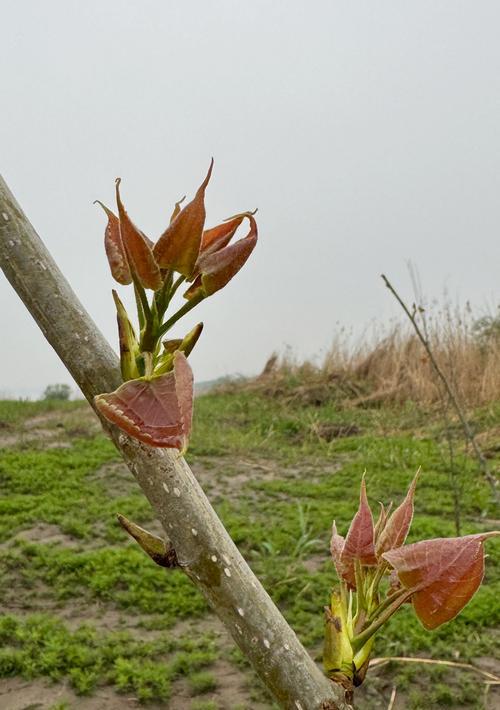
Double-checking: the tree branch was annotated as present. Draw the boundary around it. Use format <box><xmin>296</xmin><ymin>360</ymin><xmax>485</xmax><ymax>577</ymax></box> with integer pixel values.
<box><xmin>0</xmin><ymin>175</ymin><xmax>350</xmax><ymax>710</ymax></box>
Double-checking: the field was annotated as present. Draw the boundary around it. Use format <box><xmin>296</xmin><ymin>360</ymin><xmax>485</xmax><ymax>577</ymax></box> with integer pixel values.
<box><xmin>0</xmin><ymin>388</ymin><xmax>499</xmax><ymax>710</ymax></box>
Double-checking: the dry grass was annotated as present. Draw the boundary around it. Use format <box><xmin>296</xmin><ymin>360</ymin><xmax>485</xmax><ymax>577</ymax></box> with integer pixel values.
<box><xmin>228</xmin><ymin>304</ymin><xmax>500</xmax><ymax>409</ymax></box>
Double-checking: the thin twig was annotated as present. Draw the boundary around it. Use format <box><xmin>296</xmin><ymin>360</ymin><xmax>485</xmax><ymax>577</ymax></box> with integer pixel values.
<box><xmin>381</xmin><ymin>274</ymin><xmax>498</xmax><ymax>500</ymax></box>
<box><xmin>387</xmin><ymin>686</ymin><xmax>397</xmax><ymax>710</ymax></box>
<box><xmin>369</xmin><ymin>655</ymin><xmax>500</xmax><ymax>683</ymax></box>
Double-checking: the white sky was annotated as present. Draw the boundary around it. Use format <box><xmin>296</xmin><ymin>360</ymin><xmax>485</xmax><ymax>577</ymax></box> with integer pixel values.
<box><xmin>1</xmin><ymin>1</ymin><xmax>499</xmax><ymax>398</ymax></box>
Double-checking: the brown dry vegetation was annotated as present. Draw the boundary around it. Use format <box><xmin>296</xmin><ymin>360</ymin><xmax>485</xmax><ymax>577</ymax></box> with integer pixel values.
<box><xmin>233</xmin><ymin>305</ymin><xmax>500</xmax><ymax>410</ymax></box>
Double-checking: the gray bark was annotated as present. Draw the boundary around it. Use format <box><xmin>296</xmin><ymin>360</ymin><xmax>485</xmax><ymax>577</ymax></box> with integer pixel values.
<box><xmin>0</xmin><ymin>175</ymin><xmax>351</xmax><ymax>710</ymax></box>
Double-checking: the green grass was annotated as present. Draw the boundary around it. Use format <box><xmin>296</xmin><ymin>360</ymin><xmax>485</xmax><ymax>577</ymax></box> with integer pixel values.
<box><xmin>0</xmin><ymin>398</ymin><xmax>85</xmax><ymax>426</ymax></box>
<box><xmin>0</xmin><ymin>437</ymin><xmax>161</xmax><ymax>546</ymax></box>
<box><xmin>0</xmin><ymin>393</ymin><xmax>498</xmax><ymax>707</ymax></box>
<box><xmin>0</xmin><ymin>614</ymin><xmax>216</xmax><ymax>701</ymax></box>
<box><xmin>190</xmin><ymin>701</ymin><xmax>220</xmax><ymax>710</ymax></box>
<box><xmin>1</xmin><ymin>542</ymin><xmax>208</xmax><ymax>619</ymax></box>
<box><xmin>188</xmin><ymin>670</ymin><xmax>217</xmax><ymax>695</ymax></box>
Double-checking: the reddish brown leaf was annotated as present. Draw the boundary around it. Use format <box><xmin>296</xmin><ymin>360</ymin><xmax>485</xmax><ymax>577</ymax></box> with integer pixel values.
<box><xmin>95</xmin><ymin>201</ymin><xmax>132</xmax><ymax>285</ymax></box>
<box><xmin>154</xmin><ymin>160</ymin><xmax>213</xmax><ymax>277</ymax></box>
<box><xmin>184</xmin><ymin>214</ymin><xmax>257</xmax><ymax>299</ymax></box>
<box><xmin>330</xmin><ymin>521</ymin><xmax>345</xmax><ymax>567</ymax></box>
<box><xmin>388</xmin><ymin>568</ymin><xmax>403</xmax><ymax>595</ymax></box>
<box><xmin>139</xmin><ymin>229</ymin><xmax>155</xmax><ymax>251</ymax></box>
<box><xmin>95</xmin><ymin>352</ymin><xmax>193</xmax><ymax>449</ymax></box>
<box><xmin>373</xmin><ymin>501</ymin><xmax>391</xmax><ymax>542</ymax></box>
<box><xmin>115</xmin><ymin>179</ymin><xmax>162</xmax><ymax>291</ymax></box>
<box><xmin>376</xmin><ymin>472</ymin><xmax>419</xmax><ymax>557</ymax></box>
<box><xmin>170</xmin><ymin>196</ymin><xmax>186</xmax><ymax>224</ymax></box>
<box><xmin>199</xmin><ymin>213</ymin><xmax>247</xmax><ymax>258</ymax></box>
<box><xmin>383</xmin><ymin>532</ymin><xmax>500</xmax><ymax>629</ymax></box>
<box><xmin>341</xmin><ymin>478</ymin><xmax>377</xmax><ymax>568</ymax></box>
<box><xmin>330</xmin><ymin>521</ymin><xmax>356</xmax><ymax>588</ymax></box>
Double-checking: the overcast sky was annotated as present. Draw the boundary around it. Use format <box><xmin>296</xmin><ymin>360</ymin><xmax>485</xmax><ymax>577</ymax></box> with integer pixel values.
<box><xmin>1</xmin><ymin>1</ymin><xmax>499</xmax><ymax>398</ymax></box>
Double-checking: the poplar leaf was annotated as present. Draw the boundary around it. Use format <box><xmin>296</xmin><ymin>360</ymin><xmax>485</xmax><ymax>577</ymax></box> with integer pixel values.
<box><xmin>184</xmin><ymin>213</ymin><xmax>257</xmax><ymax>299</ymax></box>
<box><xmin>330</xmin><ymin>520</ymin><xmax>345</xmax><ymax>567</ymax></box>
<box><xmin>115</xmin><ymin>179</ymin><xmax>162</xmax><ymax>291</ymax></box>
<box><xmin>170</xmin><ymin>196</ymin><xmax>186</xmax><ymax>224</ymax></box>
<box><xmin>376</xmin><ymin>472</ymin><xmax>419</xmax><ymax>557</ymax></box>
<box><xmin>199</xmin><ymin>213</ymin><xmax>247</xmax><ymax>258</ymax></box>
<box><xmin>95</xmin><ymin>201</ymin><xmax>132</xmax><ymax>285</ymax></box>
<box><xmin>341</xmin><ymin>478</ymin><xmax>377</xmax><ymax>568</ymax></box>
<box><xmin>330</xmin><ymin>521</ymin><xmax>356</xmax><ymax>588</ymax></box>
<box><xmin>373</xmin><ymin>502</ymin><xmax>391</xmax><ymax>542</ymax></box>
<box><xmin>383</xmin><ymin>532</ymin><xmax>500</xmax><ymax>629</ymax></box>
<box><xmin>95</xmin><ymin>352</ymin><xmax>193</xmax><ymax>449</ymax></box>
<box><xmin>154</xmin><ymin>160</ymin><xmax>213</xmax><ymax>277</ymax></box>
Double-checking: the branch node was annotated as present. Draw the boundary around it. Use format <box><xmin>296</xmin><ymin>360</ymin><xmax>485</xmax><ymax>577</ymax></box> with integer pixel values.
<box><xmin>117</xmin><ymin>513</ymin><xmax>178</xmax><ymax>568</ymax></box>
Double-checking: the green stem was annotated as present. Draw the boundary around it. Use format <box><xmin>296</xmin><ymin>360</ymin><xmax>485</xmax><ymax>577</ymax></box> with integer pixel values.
<box><xmin>158</xmin><ymin>292</ymin><xmax>204</xmax><ymax>337</ymax></box>
<box><xmin>367</xmin><ymin>562</ymin><xmax>387</xmax><ymax>606</ymax></box>
<box><xmin>352</xmin><ymin>560</ymin><xmax>365</xmax><ymax>628</ymax></box>
<box><xmin>140</xmin><ymin>312</ymin><xmax>157</xmax><ymax>353</ymax></box>
<box><xmin>159</xmin><ymin>273</ymin><xmax>186</xmax><ymax>318</ymax></box>
<box><xmin>351</xmin><ymin>589</ymin><xmax>413</xmax><ymax>652</ymax></box>
<box><xmin>366</xmin><ymin>586</ymin><xmax>405</xmax><ymax>626</ymax></box>
<box><xmin>339</xmin><ymin>582</ymin><xmax>353</xmax><ymax>637</ymax></box>
<box><xmin>155</xmin><ymin>269</ymin><xmax>173</xmax><ymax>318</ymax></box>
<box><xmin>167</xmin><ymin>274</ymin><xmax>186</xmax><ymax>303</ymax></box>
<box><xmin>143</xmin><ymin>352</ymin><xmax>154</xmax><ymax>378</ymax></box>
<box><xmin>134</xmin><ymin>279</ymin><xmax>151</xmax><ymax>324</ymax></box>
<box><xmin>133</xmin><ymin>279</ymin><xmax>160</xmax><ymax>354</ymax></box>
<box><xmin>134</xmin><ymin>283</ymin><xmax>146</xmax><ymax>331</ymax></box>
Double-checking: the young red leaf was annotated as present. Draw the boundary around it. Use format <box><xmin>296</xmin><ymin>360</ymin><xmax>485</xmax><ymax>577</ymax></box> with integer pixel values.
<box><xmin>95</xmin><ymin>201</ymin><xmax>132</xmax><ymax>285</ymax></box>
<box><xmin>383</xmin><ymin>532</ymin><xmax>500</xmax><ymax>629</ymax></box>
<box><xmin>373</xmin><ymin>501</ymin><xmax>391</xmax><ymax>542</ymax></box>
<box><xmin>330</xmin><ymin>521</ymin><xmax>356</xmax><ymax>588</ymax></box>
<box><xmin>115</xmin><ymin>179</ymin><xmax>162</xmax><ymax>291</ymax></box>
<box><xmin>330</xmin><ymin>521</ymin><xmax>345</xmax><ymax>566</ymax></box>
<box><xmin>95</xmin><ymin>351</ymin><xmax>193</xmax><ymax>449</ymax></box>
<box><xmin>199</xmin><ymin>213</ymin><xmax>247</xmax><ymax>258</ymax></box>
<box><xmin>154</xmin><ymin>160</ymin><xmax>213</xmax><ymax>277</ymax></box>
<box><xmin>376</xmin><ymin>472</ymin><xmax>419</xmax><ymax>557</ymax></box>
<box><xmin>170</xmin><ymin>196</ymin><xmax>186</xmax><ymax>225</ymax></box>
<box><xmin>184</xmin><ymin>213</ymin><xmax>257</xmax><ymax>299</ymax></box>
<box><xmin>340</xmin><ymin>478</ymin><xmax>377</xmax><ymax>569</ymax></box>
<box><xmin>388</xmin><ymin>568</ymin><xmax>404</xmax><ymax>595</ymax></box>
